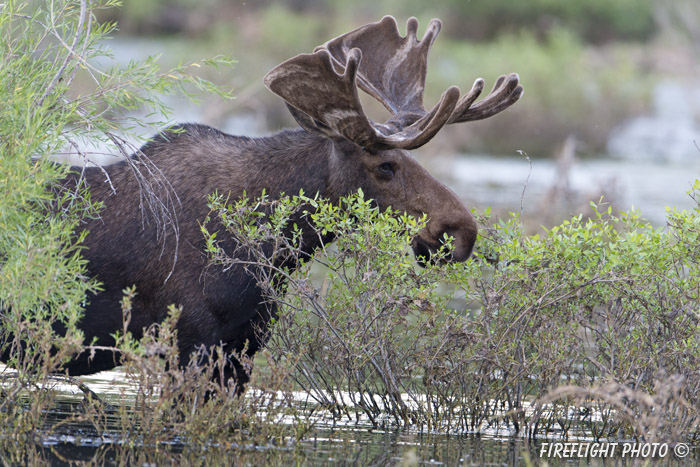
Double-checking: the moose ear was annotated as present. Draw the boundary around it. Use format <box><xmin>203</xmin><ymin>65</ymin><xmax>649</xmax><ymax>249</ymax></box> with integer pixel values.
<box><xmin>284</xmin><ymin>103</ymin><xmax>338</xmax><ymax>139</ymax></box>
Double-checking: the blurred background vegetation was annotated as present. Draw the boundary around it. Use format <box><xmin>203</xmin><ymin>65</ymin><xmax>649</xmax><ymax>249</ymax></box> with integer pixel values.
<box><xmin>90</xmin><ymin>0</ymin><xmax>700</xmax><ymax>159</ymax></box>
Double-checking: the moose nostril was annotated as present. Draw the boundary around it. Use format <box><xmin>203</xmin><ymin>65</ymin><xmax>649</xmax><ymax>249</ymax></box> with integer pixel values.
<box><xmin>439</xmin><ymin>222</ymin><xmax>477</xmax><ymax>262</ymax></box>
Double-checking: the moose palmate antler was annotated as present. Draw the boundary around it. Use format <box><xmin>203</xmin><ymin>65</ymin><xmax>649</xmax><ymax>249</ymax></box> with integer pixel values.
<box><xmin>263</xmin><ymin>15</ymin><xmax>523</xmax><ymax>152</ymax></box>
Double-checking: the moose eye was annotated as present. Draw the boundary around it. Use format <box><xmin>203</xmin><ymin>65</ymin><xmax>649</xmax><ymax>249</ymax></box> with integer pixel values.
<box><xmin>377</xmin><ymin>162</ymin><xmax>395</xmax><ymax>179</ymax></box>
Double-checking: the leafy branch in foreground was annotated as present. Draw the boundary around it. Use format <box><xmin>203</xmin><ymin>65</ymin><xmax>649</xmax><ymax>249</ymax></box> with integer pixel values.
<box><xmin>0</xmin><ymin>0</ymin><xmax>234</xmax><ymax>442</ymax></box>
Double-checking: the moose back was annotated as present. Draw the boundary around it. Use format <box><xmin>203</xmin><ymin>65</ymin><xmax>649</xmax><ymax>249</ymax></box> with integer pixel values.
<box><xmin>2</xmin><ymin>16</ymin><xmax>522</xmax><ymax>393</ymax></box>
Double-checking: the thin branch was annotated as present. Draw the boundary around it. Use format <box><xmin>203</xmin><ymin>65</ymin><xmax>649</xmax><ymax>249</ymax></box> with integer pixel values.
<box><xmin>37</xmin><ymin>0</ymin><xmax>88</xmax><ymax>107</ymax></box>
<box><xmin>516</xmin><ymin>149</ymin><xmax>532</xmax><ymax>223</ymax></box>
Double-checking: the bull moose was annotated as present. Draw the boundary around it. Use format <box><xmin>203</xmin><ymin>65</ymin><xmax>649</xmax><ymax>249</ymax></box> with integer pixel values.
<box><xmin>2</xmin><ymin>16</ymin><xmax>522</xmax><ymax>393</ymax></box>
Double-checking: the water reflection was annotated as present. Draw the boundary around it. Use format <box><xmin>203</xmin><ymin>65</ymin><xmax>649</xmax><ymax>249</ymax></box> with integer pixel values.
<box><xmin>25</xmin><ymin>408</ymin><xmax>537</xmax><ymax>466</ymax></box>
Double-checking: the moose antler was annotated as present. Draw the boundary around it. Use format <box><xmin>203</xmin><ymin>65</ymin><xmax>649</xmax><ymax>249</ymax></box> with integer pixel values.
<box><xmin>264</xmin><ymin>16</ymin><xmax>523</xmax><ymax>152</ymax></box>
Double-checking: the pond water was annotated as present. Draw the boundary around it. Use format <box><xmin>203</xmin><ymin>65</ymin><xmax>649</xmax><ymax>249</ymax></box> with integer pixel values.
<box><xmin>1</xmin><ymin>365</ymin><xmax>533</xmax><ymax>464</ymax></box>
<box><xmin>36</xmin><ymin>407</ymin><xmax>537</xmax><ymax>466</ymax></box>
<box><xmin>3</xmin><ymin>364</ymin><xmax>698</xmax><ymax>465</ymax></box>
<box><xmin>427</xmin><ymin>153</ymin><xmax>700</xmax><ymax>227</ymax></box>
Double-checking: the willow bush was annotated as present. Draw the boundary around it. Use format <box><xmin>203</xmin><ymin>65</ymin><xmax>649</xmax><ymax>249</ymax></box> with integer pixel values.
<box><xmin>206</xmin><ymin>189</ymin><xmax>700</xmax><ymax>442</ymax></box>
<box><xmin>0</xmin><ymin>0</ymin><xmax>232</xmax><ymax>452</ymax></box>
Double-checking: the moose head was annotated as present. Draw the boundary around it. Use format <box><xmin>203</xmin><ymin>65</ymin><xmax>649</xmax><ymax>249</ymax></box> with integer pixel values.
<box><xmin>264</xmin><ymin>15</ymin><xmax>522</xmax><ymax>263</ymax></box>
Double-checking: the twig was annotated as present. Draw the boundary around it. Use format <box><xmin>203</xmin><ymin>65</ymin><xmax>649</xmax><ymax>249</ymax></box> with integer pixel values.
<box><xmin>516</xmin><ymin>149</ymin><xmax>532</xmax><ymax>222</ymax></box>
<box><xmin>37</xmin><ymin>0</ymin><xmax>88</xmax><ymax>107</ymax></box>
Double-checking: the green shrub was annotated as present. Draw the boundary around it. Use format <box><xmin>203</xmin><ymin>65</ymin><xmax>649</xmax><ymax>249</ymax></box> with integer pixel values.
<box><xmin>438</xmin><ymin>0</ymin><xmax>656</xmax><ymax>43</ymax></box>
<box><xmin>0</xmin><ymin>0</ymin><xmax>232</xmax><ymax>446</ymax></box>
<box><xmin>206</xmin><ymin>189</ymin><xmax>700</xmax><ymax>441</ymax></box>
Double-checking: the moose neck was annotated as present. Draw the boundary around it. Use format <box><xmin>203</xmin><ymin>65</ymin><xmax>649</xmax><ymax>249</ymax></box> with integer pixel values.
<box><xmin>234</xmin><ymin>128</ymin><xmax>336</xmax><ymax>201</ymax></box>
<box><xmin>233</xmin><ymin>127</ymin><xmax>348</xmax><ymax>259</ymax></box>
<box><xmin>140</xmin><ymin>124</ymin><xmax>354</xmax><ymax>206</ymax></box>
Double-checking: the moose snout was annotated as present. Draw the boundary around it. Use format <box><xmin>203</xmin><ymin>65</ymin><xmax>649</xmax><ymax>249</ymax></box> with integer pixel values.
<box><xmin>441</xmin><ymin>221</ymin><xmax>477</xmax><ymax>262</ymax></box>
<box><xmin>412</xmin><ymin>213</ymin><xmax>478</xmax><ymax>265</ymax></box>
